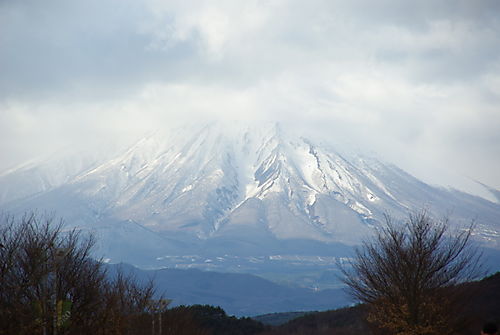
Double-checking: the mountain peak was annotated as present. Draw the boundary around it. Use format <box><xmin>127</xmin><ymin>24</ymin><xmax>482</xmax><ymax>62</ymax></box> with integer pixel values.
<box><xmin>1</xmin><ymin>123</ymin><xmax>500</xmax><ymax>251</ymax></box>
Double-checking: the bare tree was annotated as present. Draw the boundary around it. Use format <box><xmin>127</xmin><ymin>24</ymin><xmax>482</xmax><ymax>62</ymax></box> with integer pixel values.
<box><xmin>0</xmin><ymin>212</ymin><xmax>157</xmax><ymax>335</ymax></box>
<box><xmin>340</xmin><ymin>211</ymin><xmax>483</xmax><ymax>335</ymax></box>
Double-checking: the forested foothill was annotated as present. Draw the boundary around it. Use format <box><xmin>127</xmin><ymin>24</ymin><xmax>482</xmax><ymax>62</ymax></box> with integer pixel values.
<box><xmin>261</xmin><ymin>271</ymin><xmax>500</xmax><ymax>335</ymax></box>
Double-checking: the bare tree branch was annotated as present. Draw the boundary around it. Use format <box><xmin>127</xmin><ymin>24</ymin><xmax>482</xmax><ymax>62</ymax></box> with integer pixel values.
<box><xmin>339</xmin><ymin>211</ymin><xmax>484</xmax><ymax>335</ymax></box>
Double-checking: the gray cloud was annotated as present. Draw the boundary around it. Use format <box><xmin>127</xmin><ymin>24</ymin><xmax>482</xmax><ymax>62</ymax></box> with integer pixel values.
<box><xmin>0</xmin><ymin>0</ymin><xmax>202</xmax><ymax>102</ymax></box>
<box><xmin>0</xmin><ymin>0</ymin><xmax>499</xmax><ymax>191</ymax></box>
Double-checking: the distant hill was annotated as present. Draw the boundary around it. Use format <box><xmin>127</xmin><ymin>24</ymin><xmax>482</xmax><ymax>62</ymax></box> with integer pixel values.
<box><xmin>105</xmin><ymin>263</ymin><xmax>350</xmax><ymax>316</ymax></box>
<box><xmin>253</xmin><ymin>312</ymin><xmax>312</xmax><ymax>326</ymax></box>
<box><xmin>259</xmin><ymin>272</ymin><xmax>500</xmax><ymax>335</ymax></box>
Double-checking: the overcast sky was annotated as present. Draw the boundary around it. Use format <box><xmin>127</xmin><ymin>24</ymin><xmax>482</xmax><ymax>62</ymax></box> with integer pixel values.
<box><xmin>1</xmin><ymin>0</ymin><xmax>499</xmax><ymax>192</ymax></box>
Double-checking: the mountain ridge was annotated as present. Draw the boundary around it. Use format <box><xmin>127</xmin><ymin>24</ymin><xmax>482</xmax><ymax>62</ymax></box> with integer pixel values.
<box><xmin>1</xmin><ymin>122</ymin><xmax>499</xmax><ymax>273</ymax></box>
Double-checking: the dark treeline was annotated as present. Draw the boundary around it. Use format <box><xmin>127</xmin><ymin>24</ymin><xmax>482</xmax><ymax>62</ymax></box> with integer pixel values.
<box><xmin>157</xmin><ymin>305</ymin><xmax>267</xmax><ymax>335</ymax></box>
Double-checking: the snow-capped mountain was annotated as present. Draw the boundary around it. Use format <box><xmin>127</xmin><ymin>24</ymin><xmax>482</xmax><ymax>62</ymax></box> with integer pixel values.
<box><xmin>1</xmin><ymin>122</ymin><xmax>500</xmax><ymax>267</ymax></box>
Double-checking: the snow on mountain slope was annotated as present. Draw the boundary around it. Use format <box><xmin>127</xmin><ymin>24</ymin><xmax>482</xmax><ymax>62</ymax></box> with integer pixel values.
<box><xmin>0</xmin><ymin>151</ymin><xmax>102</xmax><ymax>205</ymax></box>
<box><xmin>2</xmin><ymin>122</ymin><xmax>500</xmax><ymax>256</ymax></box>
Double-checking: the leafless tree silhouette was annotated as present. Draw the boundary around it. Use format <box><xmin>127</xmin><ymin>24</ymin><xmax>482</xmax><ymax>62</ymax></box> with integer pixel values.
<box><xmin>340</xmin><ymin>211</ymin><xmax>483</xmax><ymax>335</ymax></box>
<box><xmin>0</xmin><ymin>212</ymin><xmax>156</xmax><ymax>335</ymax></box>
